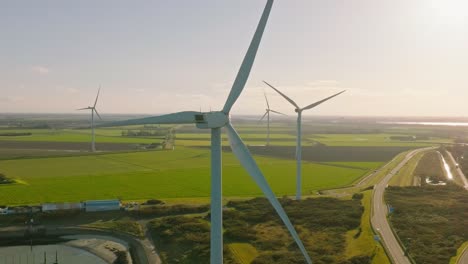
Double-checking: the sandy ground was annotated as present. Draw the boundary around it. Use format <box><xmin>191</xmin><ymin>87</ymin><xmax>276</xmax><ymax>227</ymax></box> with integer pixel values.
<box><xmin>63</xmin><ymin>235</ymin><xmax>132</xmax><ymax>264</ymax></box>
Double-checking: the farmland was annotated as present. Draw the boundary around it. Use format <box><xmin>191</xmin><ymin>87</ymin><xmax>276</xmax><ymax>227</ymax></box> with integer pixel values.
<box><xmin>1</xmin><ymin>114</ymin><xmax>466</xmax><ymax>264</ymax></box>
<box><xmin>0</xmin><ymin>115</ymin><xmax>456</xmax><ymax>206</ymax></box>
<box><xmin>0</xmin><ymin>147</ymin><xmax>380</xmax><ymax>205</ymax></box>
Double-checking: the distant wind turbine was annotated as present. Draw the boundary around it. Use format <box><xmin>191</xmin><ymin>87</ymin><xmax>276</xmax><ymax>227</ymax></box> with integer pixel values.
<box><xmin>264</xmin><ymin>81</ymin><xmax>345</xmax><ymax>200</ymax></box>
<box><xmin>77</xmin><ymin>87</ymin><xmax>102</xmax><ymax>152</ymax></box>
<box><xmin>101</xmin><ymin>1</ymin><xmax>312</xmax><ymax>263</ymax></box>
<box><xmin>259</xmin><ymin>92</ymin><xmax>286</xmax><ymax>146</ymax></box>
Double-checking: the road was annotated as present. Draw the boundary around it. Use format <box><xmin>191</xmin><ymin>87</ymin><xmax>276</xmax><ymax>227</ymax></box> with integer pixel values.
<box><xmin>371</xmin><ymin>147</ymin><xmax>432</xmax><ymax>264</ymax></box>
<box><xmin>445</xmin><ymin>150</ymin><xmax>468</xmax><ymax>189</ymax></box>
<box><xmin>445</xmin><ymin>151</ymin><xmax>468</xmax><ymax>264</ymax></box>
<box><xmin>458</xmin><ymin>245</ymin><xmax>468</xmax><ymax>264</ymax></box>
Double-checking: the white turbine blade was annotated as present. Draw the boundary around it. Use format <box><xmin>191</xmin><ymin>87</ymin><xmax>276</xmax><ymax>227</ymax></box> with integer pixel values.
<box><xmin>301</xmin><ymin>90</ymin><xmax>346</xmax><ymax>111</ymax></box>
<box><xmin>94</xmin><ymin>108</ymin><xmax>102</xmax><ymax>120</ymax></box>
<box><xmin>225</xmin><ymin>123</ymin><xmax>312</xmax><ymax>264</ymax></box>
<box><xmin>263</xmin><ymin>81</ymin><xmax>299</xmax><ymax>109</ymax></box>
<box><xmin>222</xmin><ymin>0</ymin><xmax>274</xmax><ymax>113</ymax></box>
<box><xmin>258</xmin><ymin>111</ymin><xmax>268</xmax><ymax>122</ymax></box>
<box><xmin>269</xmin><ymin>109</ymin><xmax>287</xmax><ymax>116</ymax></box>
<box><xmin>93</xmin><ymin>87</ymin><xmax>101</xmax><ymax>107</ymax></box>
<box><xmin>77</xmin><ymin>107</ymin><xmax>90</xmax><ymax>110</ymax></box>
<box><xmin>99</xmin><ymin>111</ymin><xmax>199</xmax><ymax>127</ymax></box>
<box><xmin>264</xmin><ymin>92</ymin><xmax>270</xmax><ymax>109</ymax></box>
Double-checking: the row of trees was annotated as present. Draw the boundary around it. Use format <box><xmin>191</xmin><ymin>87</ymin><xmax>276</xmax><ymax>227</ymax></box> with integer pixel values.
<box><xmin>121</xmin><ymin>129</ymin><xmax>168</xmax><ymax>137</ymax></box>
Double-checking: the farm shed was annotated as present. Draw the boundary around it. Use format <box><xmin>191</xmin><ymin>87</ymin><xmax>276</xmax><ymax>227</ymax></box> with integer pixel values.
<box><xmin>84</xmin><ymin>199</ymin><xmax>120</xmax><ymax>212</ymax></box>
<box><xmin>42</xmin><ymin>202</ymin><xmax>83</xmax><ymax>212</ymax></box>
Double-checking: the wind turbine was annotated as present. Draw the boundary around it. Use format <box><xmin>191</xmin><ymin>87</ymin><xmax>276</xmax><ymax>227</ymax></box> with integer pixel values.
<box><xmin>264</xmin><ymin>81</ymin><xmax>345</xmax><ymax>200</ymax></box>
<box><xmin>259</xmin><ymin>92</ymin><xmax>286</xmax><ymax>146</ymax></box>
<box><xmin>102</xmin><ymin>1</ymin><xmax>312</xmax><ymax>263</ymax></box>
<box><xmin>78</xmin><ymin>87</ymin><xmax>102</xmax><ymax>152</ymax></box>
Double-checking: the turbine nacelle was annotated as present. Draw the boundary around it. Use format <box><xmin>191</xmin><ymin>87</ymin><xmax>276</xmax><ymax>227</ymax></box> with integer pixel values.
<box><xmin>195</xmin><ymin>111</ymin><xmax>229</xmax><ymax>129</ymax></box>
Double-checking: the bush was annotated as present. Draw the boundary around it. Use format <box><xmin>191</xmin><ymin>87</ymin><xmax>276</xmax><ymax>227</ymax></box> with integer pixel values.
<box><xmin>113</xmin><ymin>251</ymin><xmax>129</xmax><ymax>264</ymax></box>
<box><xmin>145</xmin><ymin>199</ymin><xmax>164</xmax><ymax>205</ymax></box>
<box><xmin>0</xmin><ymin>173</ymin><xmax>13</xmax><ymax>184</ymax></box>
<box><xmin>131</xmin><ymin>204</ymin><xmax>209</xmax><ymax>217</ymax></box>
<box><xmin>352</xmin><ymin>193</ymin><xmax>364</xmax><ymax>200</ymax></box>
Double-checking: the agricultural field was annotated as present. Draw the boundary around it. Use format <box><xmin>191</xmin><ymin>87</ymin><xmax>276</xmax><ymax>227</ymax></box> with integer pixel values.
<box><xmin>0</xmin><ymin>115</ymin><xmax>455</xmax><ymax>206</ymax></box>
<box><xmin>2</xmin><ymin>114</ymin><xmax>465</xmax><ymax>264</ymax></box>
<box><xmin>0</xmin><ymin>146</ymin><xmax>381</xmax><ymax>205</ymax></box>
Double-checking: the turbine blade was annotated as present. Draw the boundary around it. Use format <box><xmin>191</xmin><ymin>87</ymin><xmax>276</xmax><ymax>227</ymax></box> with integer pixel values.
<box><xmin>225</xmin><ymin>123</ymin><xmax>312</xmax><ymax>264</ymax></box>
<box><xmin>269</xmin><ymin>109</ymin><xmax>287</xmax><ymax>116</ymax></box>
<box><xmin>76</xmin><ymin>107</ymin><xmax>89</xmax><ymax>110</ymax></box>
<box><xmin>93</xmin><ymin>86</ymin><xmax>101</xmax><ymax>107</ymax></box>
<box><xmin>264</xmin><ymin>91</ymin><xmax>270</xmax><ymax>109</ymax></box>
<box><xmin>258</xmin><ymin>111</ymin><xmax>268</xmax><ymax>123</ymax></box>
<box><xmin>301</xmin><ymin>90</ymin><xmax>346</xmax><ymax>111</ymax></box>
<box><xmin>98</xmin><ymin>111</ymin><xmax>199</xmax><ymax>127</ymax></box>
<box><xmin>94</xmin><ymin>108</ymin><xmax>102</xmax><ymax>120</ymax></box>
<box><xmin>222</xmin><ymin>0</ymin><xmax>274</xmax><ymax>113</ymax></box>
<box><xmin>263</xmin><ymin>81</ymin><xmax>299</xmax><ymax>109</ymax></box>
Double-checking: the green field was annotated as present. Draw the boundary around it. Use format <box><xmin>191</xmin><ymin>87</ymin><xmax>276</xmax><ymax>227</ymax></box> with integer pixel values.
<box><xmin>0</xmin><ymin>147</ymin><xmax>380</xmax><ymax>205</ymax></box>
<box><xmin>306</xmin><ymin>133</ymin><xmax>451</xmax><ymax>147</ymax></box>
<box><xmin>0</xmin><ymin>125</ymin><xmax>451</xmax><ymax>147</ymax></box>
<box><xmin>0</xmin><ymin>129</ymin><xmax>160</xmax><ymax>144</ymax></box>
<box><xmin>0</xmin><ymin>118</ymin><xmax>452</xmax><ymax>207</ymax></box>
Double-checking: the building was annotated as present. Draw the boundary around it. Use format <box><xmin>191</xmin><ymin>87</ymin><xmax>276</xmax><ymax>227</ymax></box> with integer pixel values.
<box><xmin>84</xmin><ymin>199</ymin><xmax>120</xmax><ymax>212</ymax></box>
<box><xmin>0</xmin><ymin>207</ymin><xmax>8</xmax><ymax>215</ymax></box>
<box><xmin>42</xmin><ymin>202</ymin><xmax>83</xmax><ymax>212</ymax></box>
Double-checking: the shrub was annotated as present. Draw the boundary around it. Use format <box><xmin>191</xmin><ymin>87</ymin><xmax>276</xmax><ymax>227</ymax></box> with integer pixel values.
<box><xmin>145</xmin><ymin>199</ymin><xmax>164</xmax><ymax>205</ymax></box>
<box><xmin>352</xmin><ymin>193</ymin><xmax>364</xmax><ymax>200</ymax></box>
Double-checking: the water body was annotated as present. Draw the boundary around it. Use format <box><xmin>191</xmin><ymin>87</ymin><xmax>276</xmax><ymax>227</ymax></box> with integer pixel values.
<box><xmin>0</xmin><ymin>244</ymin><xmax>106</xmax><ymax>264</ymax></box>
<box><xmin>379</xmin><ymin>121</ymin><xmax>468</xmax><ymax>127</ymax></box>
<box><xmin>439</xmin><ymin>152</ymin><xmax>454</xmax><ymax>180</ymax></box>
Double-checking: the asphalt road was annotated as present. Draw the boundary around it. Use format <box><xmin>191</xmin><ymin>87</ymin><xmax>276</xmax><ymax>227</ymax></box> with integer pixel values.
<box><xmin>458</xmin><ymin>246</ymin><xmax>468</xmax><ymax>264</ymax></box>
<box><xmin>445</xmin><ymin>151</ymin><xmax>468</xmax><ymax>264</ymax></box>
<box><xmin>371</xmin><ymin>147</ymin><xmax>432</xmax><ymax>264</ymax></box>
<box><xmin>445</xmin><ymin>151</ymin><xmax>468</xmax><ymax>189</ymax></box>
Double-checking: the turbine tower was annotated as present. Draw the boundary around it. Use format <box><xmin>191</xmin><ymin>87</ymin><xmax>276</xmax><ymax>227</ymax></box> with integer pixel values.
<box><xmin>78</xmin><ymin>87</ymin><xmax>102</xmax><ymax>152</ymax></box>
<box><xmin>102</xmin><ymin>1</ymin><xmax>312</xmax><ymax>263</ymax></box>
<box><xmin>264</xmin><ymin>81</ymin><xmax>345</xmax><ymax>200</ymax></box>
<box><xmin>259</xmin><ymin>92</ymin><xmax>286</xmax><ymax>146</ymax></box>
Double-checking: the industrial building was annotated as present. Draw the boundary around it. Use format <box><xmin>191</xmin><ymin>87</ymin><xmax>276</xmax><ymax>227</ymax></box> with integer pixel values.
<box><xmin>42</xmin><ymin>202</ymin><xmax>83</xmax><ymax>212</ymax></box>
<box><xmin>83</xmin><ymin>199</ymin><xmax>121</xmax><ymax>212</ymax></box>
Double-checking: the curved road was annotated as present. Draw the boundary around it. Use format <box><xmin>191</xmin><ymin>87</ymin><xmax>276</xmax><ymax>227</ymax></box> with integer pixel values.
<box><xmin>458</xmin><ymin>246</ymin><xmax>468</xmax><ymax>264</ymax></box>
<box><xmin>445</xmin><ymin>151</ymin><xmax>468</xmax><ymax>264</ymax></box>
<box><xmin>445</xmin><ymin>150</ymin><xmax>468</xmax><ymax>189</ymax></box>
<box><xmin>371</xmin><ymin>147</ymin><xmax>432</xmax><ymax>264</ymax></box>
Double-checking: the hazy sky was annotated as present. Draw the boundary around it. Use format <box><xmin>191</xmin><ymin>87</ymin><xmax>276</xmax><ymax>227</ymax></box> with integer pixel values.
<box><xmin>1</xmin><ymin>0</ymin><xmax>468</xmax><ymax>116</ymax></box>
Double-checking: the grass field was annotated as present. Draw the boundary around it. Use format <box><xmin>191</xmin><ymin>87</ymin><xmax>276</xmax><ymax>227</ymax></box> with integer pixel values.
<box><xmin>307</xmin><ymin>133</ymin><xmax>451</xmax><ymax>147</ymax></box>
<box><xmin>0</xmin><ymin>126</ymin><xmax>450</xmax><ymax>148</ymax></box>
<box><xmin>450</xmin><ymin>242</ymin><xmax>468</xmax><ymax>264</ymax></box>
<box><xmin>389</xmin><ymin>151</ymin><xmax>426</xmax><ymax>186</ymax></box>
<box><xmin>344</xmin><ymin>190</ymin><xmax>390</xmax><ymax>264</ymax></box>
<box><xmin>0</xmin><ymin>129</ymin><xmax>160</xmax><ymax>144</ymax></box>
<box><xmin>0</xmin><ymin>123</ymin><xmax>439</xmax><ymax>206</ymax></box>
<box><xmin>0</xmin><ymin>147</ymin><xmax>381</xmax><ymax>205</ymax></box>
<box><xmin>228</xmin><ymin>243</ymin><xmax>259</xmax><ymax>264</ymax></box>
